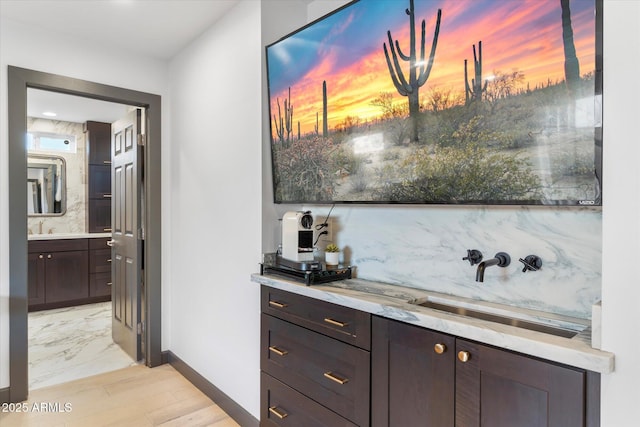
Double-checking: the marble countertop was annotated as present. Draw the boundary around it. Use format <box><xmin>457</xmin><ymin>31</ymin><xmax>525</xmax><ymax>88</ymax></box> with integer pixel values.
<box><xmin>28</xmin><ymin>232</ymin><xmax>111</xmax><ymax>240</ymax></box>
<box><xmin>252</xmin><ymin>273</ymin><xmax>614</xmax><ymax>374</ymax></box>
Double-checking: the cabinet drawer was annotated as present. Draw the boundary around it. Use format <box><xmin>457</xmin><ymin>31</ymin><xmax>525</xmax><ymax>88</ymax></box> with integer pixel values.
<box><xmin>90</xmin><ymin>248</ymin><xmax>112</xmax><ymax>273</ymax></box>
<box><xmin>262</xmin><ymin>314</ymin><xmax>370</xmax><ymax>426</ymax></box>
<box><xmin>89</xmin><ymin>237</ymin><xmax>112</xmax><ymax>250</ymax></box>
<box><xmin>90</xmin><ymin>272</ymin><xmax>112</xmax><ymax>297</ymax></box>
<box><xmin>29</xmin><ymin>238</ymin><xmax>88</xmax><ymax>253</ymax></box>
<box><xmin>261</xmin><ymin>372</ymin><xmax>357</xmax><ymax>427</ymax></box>
<box><xmin>261</xmin><ymin>286</ymin><xmax>371</xmax><ymax>350</ymax></box>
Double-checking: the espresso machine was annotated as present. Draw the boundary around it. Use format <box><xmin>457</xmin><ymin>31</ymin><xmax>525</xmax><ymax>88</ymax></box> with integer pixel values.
<box><xmin>278</xmin><ymin>211</ymin><xmax>321</xmax><ymax>271</ymax></box>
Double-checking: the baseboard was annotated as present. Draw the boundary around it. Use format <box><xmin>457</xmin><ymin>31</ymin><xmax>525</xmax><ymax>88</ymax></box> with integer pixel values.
<box><xmin>0</xmin><ymin>387</ymin><xmax>10</xmax><ymax>404</ymax></box>
<box><xmin>167</xmin><ymin>351</ymin><xmax>259</xmax><ymax>427</ymax></box>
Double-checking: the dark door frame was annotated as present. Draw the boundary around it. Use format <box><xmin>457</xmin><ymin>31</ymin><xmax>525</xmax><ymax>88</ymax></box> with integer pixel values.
<box><xmin>6</xmin><ymin>66</ymin><xmax>162</xmax><ymax>403</ymax></box>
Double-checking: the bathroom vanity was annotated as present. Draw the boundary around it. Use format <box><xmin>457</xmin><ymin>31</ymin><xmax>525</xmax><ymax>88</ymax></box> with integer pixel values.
<box><xmin>254</xmin><ymin>274</ymin><xmax>611</xmax><ymax>427</ymax></box>
<box><xmin>28</xmin><ymin>234</ymin><xmax>112</xmax><ymax>311</ymax></box>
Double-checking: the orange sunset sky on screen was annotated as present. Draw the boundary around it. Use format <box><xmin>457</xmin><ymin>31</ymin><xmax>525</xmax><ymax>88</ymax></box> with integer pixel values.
<box><xmin>268</xmin><ymin>0</ymin><xmax>596</xmax><ymax>137</ymax></box>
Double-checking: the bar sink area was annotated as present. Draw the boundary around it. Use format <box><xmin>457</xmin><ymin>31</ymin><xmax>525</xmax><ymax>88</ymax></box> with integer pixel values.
<box><xmin>408</xmin><ymin>297</ymin><xmax>585</xmax><ymax>339</ymax></box>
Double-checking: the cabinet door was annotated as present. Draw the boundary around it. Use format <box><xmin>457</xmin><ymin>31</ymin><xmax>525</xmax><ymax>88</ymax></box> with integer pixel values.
<box><xmin>86</xmin><ymin>121</ymin><xmax>112</xmax><ymax>164</ymax></box>
<box><xmin>88</xmin><ymin>164</ymin><xmax>112</xmax><ymax>198</ymax></box>
<box><xmin>455</xmin><ymin>339</ymin><xmax>585</xmax><ymax>427</ymax></box>
<box><xmin>372</xmin><ymin>316</ymin><xmax>455</xmax><ymax>427</ymax></box>
<box><xmin>28</xmin><ymin>252</ymin><xmax>46</xmax><ymax>306</ymax></box>
<box><xmin>45</xmin><ymin>250</ymin><xmax>89</xmax><ymax>303</ymax></box>
<box><xmin>88</xmin><ymin>199</ymin><xmax>112</xmax><ymax>233</ymax></box>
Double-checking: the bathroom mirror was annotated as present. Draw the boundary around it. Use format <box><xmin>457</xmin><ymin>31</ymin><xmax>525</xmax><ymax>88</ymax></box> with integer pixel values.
<box><xmin>27</xmin><ymin>154</ymin><xmax>66</xmax><ymax>216</ymax></box>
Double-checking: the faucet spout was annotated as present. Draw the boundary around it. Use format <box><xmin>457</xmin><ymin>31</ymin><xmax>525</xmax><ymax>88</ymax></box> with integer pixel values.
<box><xmin>476</xmin><ymin>252</ymin><xmax>510</xmax><ymax>282</ymax></box>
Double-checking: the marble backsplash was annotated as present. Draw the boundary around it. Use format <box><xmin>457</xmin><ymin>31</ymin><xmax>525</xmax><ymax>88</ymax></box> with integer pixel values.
<box><xmin>306</xmin><ymin>204</ymin><xmax>601</xmax><ymax>319</ymax></box>
<box><xmin>27</xmin><ymin>118</ymin><xmax>86</xmax><ymax>235</ymax></box>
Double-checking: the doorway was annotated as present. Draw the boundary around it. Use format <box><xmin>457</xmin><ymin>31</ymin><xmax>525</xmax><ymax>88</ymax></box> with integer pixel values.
<box><xmin>7</xmin><ymin>66</ymin><xmax>162</xmax><ymax>403</ymax></box>
<box><xmin>26</xmin><ymin>90</ymin><xmax>139</xmax><ymax>389</ymax></box>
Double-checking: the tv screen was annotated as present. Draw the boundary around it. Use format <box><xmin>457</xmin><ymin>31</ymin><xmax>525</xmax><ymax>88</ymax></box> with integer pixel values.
<box><xmin>266</xmin><ymin>0</ymin><xmax>602</xmax><ymax>206</ymax></box>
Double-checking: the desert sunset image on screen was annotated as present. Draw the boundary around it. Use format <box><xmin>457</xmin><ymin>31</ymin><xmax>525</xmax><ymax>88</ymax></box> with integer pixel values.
<box><xmin>267</xmin><ymin>0</ymin><xmax>600</xmax><ymax>205</ymax></box>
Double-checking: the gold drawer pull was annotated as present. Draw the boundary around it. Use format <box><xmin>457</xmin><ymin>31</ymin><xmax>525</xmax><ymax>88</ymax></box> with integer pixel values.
<box><xmin>103</xmin><ymin>228</ymin><xmax>112</xmax><ymax>232</ymax></box>
<box><xmin>268</xmin><ymin>346</ymin><xmax>288</xmax><ymax>356</ymax></box>
<box><xmin>324</xmin><ymin>317</ymin><xmax>348</xmax><ymax>327</ymax></box>
<box><xmin>269</xmin><ymin>406</ymin><xmax>288</xmax><ymax>419</ymax></box>
<box><xmin>324</xmin><ymin>371</ymin><xmax>349</xmax><ymax>385</ymax></box>
<box><xmin>268</xmin><ymin>300</ymin><xmax>287</xmax><ymax>309</ymax></box>
<box><xmin>107</xmin><ymin>282</ymin><xmax>112</xmax><ymax>286</ymax></box>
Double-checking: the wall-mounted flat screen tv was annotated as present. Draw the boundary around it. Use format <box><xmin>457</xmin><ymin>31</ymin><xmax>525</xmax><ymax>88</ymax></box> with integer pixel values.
<box><xmin>266</xmin><ymin>0</ymin><xmax>602</xmax><ymax>206</ymax></box>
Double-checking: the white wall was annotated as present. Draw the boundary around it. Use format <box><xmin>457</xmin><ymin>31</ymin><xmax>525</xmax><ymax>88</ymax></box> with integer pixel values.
<box><xmin>600</xmin><ymin>1</ymin><xmax>640</xmax><ymax>425</ymax></box>
<box><xmin>166</xmin><ymin>0</ymin><xmax>262</xmax><ymax>417</ymax></box>
<box><xmin>0</xmin><ymin>17</ymin><xmax>169</xmax><ymax>389</ymax></box>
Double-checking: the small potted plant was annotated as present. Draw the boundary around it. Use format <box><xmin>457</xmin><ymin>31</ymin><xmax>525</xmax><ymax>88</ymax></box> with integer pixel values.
<box><xmin>325</xmin><ymin>243</ymin><xmax>340</xmax><ymax>266</ymax></box>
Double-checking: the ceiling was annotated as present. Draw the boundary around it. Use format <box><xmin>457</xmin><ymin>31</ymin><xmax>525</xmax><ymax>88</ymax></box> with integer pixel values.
<box><xmin>27</xmin><ymin>89</ymin><xmax>131</xmax><ymax>124</ymax></box>
<box><xmin>2</xmin><ymin>0</ymin><xmax>241</xmax><ymax>123</ymax></box>
<box><xmin>0</xmin><ymin>0</ymin><xmax>240</xmax><ymax>60</ymax></box>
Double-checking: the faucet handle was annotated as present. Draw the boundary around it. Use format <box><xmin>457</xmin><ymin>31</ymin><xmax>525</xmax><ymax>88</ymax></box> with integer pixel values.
<box><xmin>519</xmin><ymin>255</ymin><xmax>542</xmax><ymax>272</ymax></box>
<box><xmin>463</xmin><ymin>249</ymin><xmax>483</xmax><ymax>265</ymax></box>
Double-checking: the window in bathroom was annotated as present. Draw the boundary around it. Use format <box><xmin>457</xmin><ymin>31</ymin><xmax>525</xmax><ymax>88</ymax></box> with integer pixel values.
<box><xmin>27</xmin><ymin>132</ymin><xmax>76</xmax><ymax>154</ymax></box>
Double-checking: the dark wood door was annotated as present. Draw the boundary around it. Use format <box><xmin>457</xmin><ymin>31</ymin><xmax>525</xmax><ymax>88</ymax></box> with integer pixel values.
<box><xmin>111</xmin><ymin>109</ymin><xmax>142</xmax><ymax>362</ymax></box>
<box><xmin>88</xmin><ymin>199</ymin><xmax>112</xmax><ymax>233</ymax></box>
<box><xmin>85</xmin><ymin>121</ymin><xmax>112</xmax><ymax>164</ymax></box>
<box><xmin>44</xmin><ymin>250</ymin><xmax>89</xmax><ymax>303</ymax></box>
<box><xmin>27</xmin><ymin>252</ymin><xmax>45</xmax><ymax>305</ymax></box>
<box><xmin>371</xmin><ymin>316</ymin><xmax>455</xmax><ymax>427</ymax></box>
<box><xmin>455</xmin><ymin>339</ymin><xmax>585</xmax><ymax>427</ymax></box>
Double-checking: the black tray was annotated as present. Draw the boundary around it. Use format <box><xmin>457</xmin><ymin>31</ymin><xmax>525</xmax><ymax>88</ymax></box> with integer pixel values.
<box><xmin>260</xmin><ymin>263</ymin><xmax>352</xmax><ymax>286</ymax></box>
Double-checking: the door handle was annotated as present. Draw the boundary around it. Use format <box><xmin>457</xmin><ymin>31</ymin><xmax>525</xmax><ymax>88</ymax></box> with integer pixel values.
<box><xmin>106</xmin><ymin>240</ymin><xmax>115</xmax><ymax>247</ymax></box>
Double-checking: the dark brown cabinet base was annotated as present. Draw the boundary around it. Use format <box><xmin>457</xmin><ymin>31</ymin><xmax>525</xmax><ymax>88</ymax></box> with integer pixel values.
<box><xmin>372</xmin><ymin>316</ymin><xmax>455</xmax><ymax>427</ymax></box>
<box><xmin>260</xmin><ymin>286</ymin><xmax>371</xmax><ymax>426</ymax></box>
<box><xmin>260</xmin><ymin>286</ymin><xmax>600</xmax><ymax>427</ymax></box>
<box><xmin>372</xmin><ymin>315</ymin><xmax>600</xmax><ymax>427</ymax></box>
<box><xmin>28</xmin><ymin>238</ymin><xmax>111</xmax><ymax>311</ymax></box>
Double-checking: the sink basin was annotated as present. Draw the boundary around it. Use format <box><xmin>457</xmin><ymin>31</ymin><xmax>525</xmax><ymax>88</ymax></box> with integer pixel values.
<box><xmin>409</xmin><ymin>298</ymin><xmax>581</xmax><ymax>339</ymax></box>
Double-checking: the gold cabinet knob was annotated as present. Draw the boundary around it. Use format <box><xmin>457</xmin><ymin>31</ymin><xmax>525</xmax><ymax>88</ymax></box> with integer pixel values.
<box><xmin>434</xmin><ymin>343</ymin><xmax>447</xmax><ymax>354</ymax></box>
<box><xmin>458</xmin><ymin>351</ymin><xmax>470</xmax><ymax>363</ymax></box>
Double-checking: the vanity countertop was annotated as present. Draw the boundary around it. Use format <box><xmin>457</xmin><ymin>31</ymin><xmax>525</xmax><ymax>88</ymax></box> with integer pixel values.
<box><xmin>28</xmin><ymin>232</ymin><xmax>111</xmax><ymax>241</ymax></box>
<box><xmin>252</xmin><ymin>273</ymin><xmax>614</xmax><ymax>374</ymax></box>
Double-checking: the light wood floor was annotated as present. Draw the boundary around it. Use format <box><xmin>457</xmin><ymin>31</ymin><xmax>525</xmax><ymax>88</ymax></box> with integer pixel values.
<box><xmin>0</xmin><ymin>364</ymin><xmax>240</xmax><ymax>427</ymax></box>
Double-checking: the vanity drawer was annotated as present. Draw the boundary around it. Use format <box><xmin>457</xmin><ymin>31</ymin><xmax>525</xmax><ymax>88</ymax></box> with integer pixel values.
<box><xmin>29</xmin><ymin>238</ymin><xmax>88</xmax><ymax>253</ymax></box>
<box><xmin>261</xmin><ymin>314</ymin><xmax>370</xmax><ymax>426</ymax></box>
<box><xmin>261</xmin><ymin>286</ymin><xmax>371</xmax><ymax>350</ymax></box>
<box><xmin>261</xmin><ymin>372</ymin><xmax>357</xmax><ymax>427</ymax></box>
<box><xmin>90</xmin><ymin>248</ymin><xmax>112</xmax><ymax>273</ymax></box>
<box><xmin>89</xmin><ymin>237</ymin><xmax>112</xmax><ymax>250</ymax></box>
<box><xmin>90</xmin><ymin>272</ymin><xmax>112</xmax><ymax>297</ymax></box>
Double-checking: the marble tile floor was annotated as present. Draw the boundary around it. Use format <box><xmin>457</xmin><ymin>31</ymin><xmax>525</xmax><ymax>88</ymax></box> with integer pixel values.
<box><xmin>29</xmin><ymin>301</ymin><xmax>138</xmax><ymax>390</ymax></box>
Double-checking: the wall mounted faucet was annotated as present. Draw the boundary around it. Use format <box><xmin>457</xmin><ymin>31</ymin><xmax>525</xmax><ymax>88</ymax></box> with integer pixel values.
<box><xmin>462</xmin><ymin>249</ymin><xmax>483</xmax><ymax>265</ymax></box>
<box><xmin>476</xmin><ymin>252</ymin><xmax>510</xmax><ymax>282</ymax></box>
<box><xmin>519</xmin><ymin>255</ymin><xmax>542</xmax><ymax>272</ymax></box>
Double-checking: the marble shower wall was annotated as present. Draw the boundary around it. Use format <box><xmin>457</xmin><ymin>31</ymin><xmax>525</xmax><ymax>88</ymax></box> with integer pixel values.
<box><xmin>27</xmin><ymin>118</ymin><xmax>86</xmax><ymax>234</ymax></box>
<box><xmin>318</xmin><ymin>205</ymin><xmax>601</xmax><ymax>319</ymax></box>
